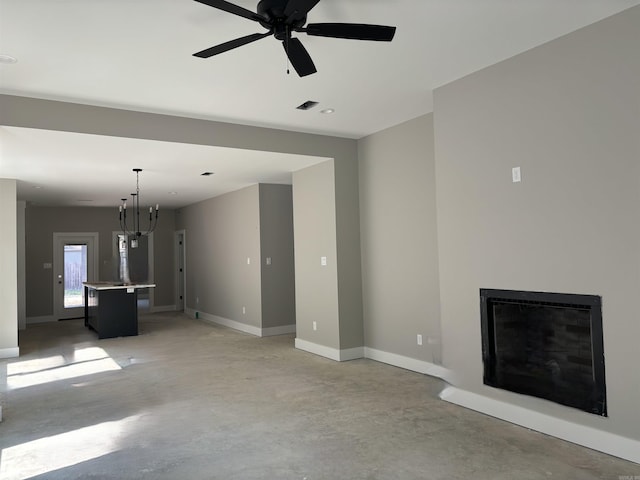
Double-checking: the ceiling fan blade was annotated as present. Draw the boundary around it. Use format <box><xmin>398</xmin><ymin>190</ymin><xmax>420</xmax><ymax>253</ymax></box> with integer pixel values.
<box><xmin>283</xmin><ymin>37</ymin><xmax>317</xmax><ymax>77</ymax></box>
<box><xmin>193</xmin><ymin>0</ymin><xmax>265</xmax><ymax>23</ymax></box>
<box><xmin>194</xmin><ymin>32</ymin><xmax>271</xmax><ymax>58</ymax></box>
<box><xmin>305</xmin><ymin>23</ymin><xmax>396</xmax><ymax>41</ymax></box>
<box><xmin>284</xmin><ymin>0</ymin><xmax>321</xmax><ymax>22</ymax></box>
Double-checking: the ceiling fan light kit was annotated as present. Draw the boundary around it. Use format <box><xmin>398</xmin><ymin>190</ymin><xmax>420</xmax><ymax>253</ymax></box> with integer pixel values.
<box><xmin>193</xmin><ymin>0</ymin><xmax>396</xmax><ymax>77</ymax></box>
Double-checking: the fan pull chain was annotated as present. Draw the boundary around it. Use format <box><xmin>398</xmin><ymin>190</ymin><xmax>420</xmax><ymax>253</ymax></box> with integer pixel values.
<box><xmin>285</xmin><ymin>25</ymin><xmax>290</xmax><ymax>75</ymax></box>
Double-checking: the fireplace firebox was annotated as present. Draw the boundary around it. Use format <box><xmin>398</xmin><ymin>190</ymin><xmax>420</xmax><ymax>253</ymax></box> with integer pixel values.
<box><xmin>480</xmin><ymin>289</ymin><xmax>607</xmax><ymax>416</ymax></box>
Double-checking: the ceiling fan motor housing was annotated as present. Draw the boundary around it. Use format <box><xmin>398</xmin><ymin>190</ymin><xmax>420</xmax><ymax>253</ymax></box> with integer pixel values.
<box><xmin>257</xmin><ymin>0</ymin><xmax>307</xmax><ymax>38</ymax></box>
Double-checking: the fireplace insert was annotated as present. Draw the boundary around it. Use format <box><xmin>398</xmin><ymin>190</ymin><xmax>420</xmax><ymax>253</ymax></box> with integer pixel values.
<box><xmin>480</xmin><ymin>289</ymin><xmax>607</xmax><ymax>416</ymax></box>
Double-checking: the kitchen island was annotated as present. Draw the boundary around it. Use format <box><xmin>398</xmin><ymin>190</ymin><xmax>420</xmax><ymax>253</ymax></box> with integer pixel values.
<box><xmin>83</xmin><ymin>282</ymin><xmax>155</xmax><ymax>339</ymax></box>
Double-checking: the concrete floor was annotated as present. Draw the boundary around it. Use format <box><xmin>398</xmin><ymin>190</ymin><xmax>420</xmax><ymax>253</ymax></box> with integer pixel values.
<box><xmin>0</xmin><ymin>312</ymin><xmax>637</xmax><ymax>480</ymax></box>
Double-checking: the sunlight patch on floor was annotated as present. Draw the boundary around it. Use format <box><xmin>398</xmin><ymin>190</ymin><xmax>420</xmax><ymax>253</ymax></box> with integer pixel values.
<box><xmin>0</xmin><ymin>415</ymin><xmax>141</xmax><ymax>480</ymax></box>
<box><xmin>6</xmin><ymin>355</ymin><xmax>66</xmax><ymax>376</ymax></box>
<box><xmin>6</xmin><ymin>347</ymin><xmax>121</xmax><ymax>390</ymax></box>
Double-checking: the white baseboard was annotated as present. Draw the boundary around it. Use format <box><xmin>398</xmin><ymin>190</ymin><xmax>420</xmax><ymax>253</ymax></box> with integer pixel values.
<box><xmin>0</xmin><ymin>347</ymin><xmax>19</xmax><ymax>359</ymax></box>
<box><xmin>364</xmin><ymin>347</ymin><xmax>450</xmax><ymax>379</ymax></box>
<box><xmin>262</xmin><ymin>324</ymin><xmax>296</xmax><ymax>337</ymax></box>
<box><xmin>150</xmin><ymin>304</ymin><xmax>176</xmax><ymax>313</ymax></box>
<box><xmin>26</xmin><ymin>315</ymin><xmax>55</xmax><ymax>324</ymax></box>
<box><xmin>188</xmin><ymin>308</ymin><xmax>262</xmax><ymax>337</ymax></box>
<box><xmin>187</xmin><ymin>308</ymin><xmax>296</xmax><ymax>338</ymax></box>
<box><xmin>439</xmin><ymin>386</ymin><xmax>640</xmax><ymax>465</ymax></box>
<box><xmin>294</xmin><ymin>338</ymin><xmax>364</xmax><ymax>361</ymax></box>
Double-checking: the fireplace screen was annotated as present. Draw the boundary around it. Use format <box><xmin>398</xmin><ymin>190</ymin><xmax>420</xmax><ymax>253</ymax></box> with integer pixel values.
<box><xmin>480</xmin><ymin>289</ymin><xmax>607</xmax><ymax>416</ymax></box>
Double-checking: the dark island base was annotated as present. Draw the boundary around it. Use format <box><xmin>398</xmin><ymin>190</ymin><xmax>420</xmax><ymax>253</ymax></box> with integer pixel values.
<box><xmin>84</xmin><ymin>286</ymin><xmax>139</xmax><ymax>339</ymax></box>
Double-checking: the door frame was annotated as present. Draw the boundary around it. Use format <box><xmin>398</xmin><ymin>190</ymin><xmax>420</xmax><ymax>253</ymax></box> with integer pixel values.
<box><xmin>53</xmin><ymin>232</ymin><xmax>99</xmax><ymax>320</ymax></box>
<box><xmin>175</xmin><ymin>230</ymin><xmax>186</xmax><ymax>312</ymax></box>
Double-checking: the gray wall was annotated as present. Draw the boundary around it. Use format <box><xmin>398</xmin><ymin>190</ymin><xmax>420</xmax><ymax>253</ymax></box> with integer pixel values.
<box><xmin>358</xmin><ymin>114</ymin><xmax>441</xmax><ymax>362</ymax></box>
<box><xmin>259</xmin><ymin>184</ymin><xmax>296</xmax><ymax>329</ymax></box>
<box><xmin>176</xmin><ymin>185</ymin><xmax>262</xmax><ymax>327</ymax></box>
<box><xmin>0</xmin><ymin>179</ymin><xmax>18</xmax><ymax>356</ymax></box>
<box><xmin>24</xmin><ymin>206</ymin><xmax>176</xmax><ymax>317</ymax></box>
<box><xmin>334</xmin><ymin>151</ymin><xmax>364</xmax><ymax>350</ymax></box>
<box><xmin>293</xmin><ymin>161</ymin><xmax>340</xmax><ymax>349</ymax></box>
<box><xmin>434</xmin><ymin>6</ymin><xmax>640</xmax><ymax>440</ymax></box>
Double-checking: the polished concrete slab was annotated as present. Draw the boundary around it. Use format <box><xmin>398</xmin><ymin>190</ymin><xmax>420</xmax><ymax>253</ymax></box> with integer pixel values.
<box><xmin>0</xmin><ymin>312</ymin><xmax>638</xmax><ymax>479</ymax></box>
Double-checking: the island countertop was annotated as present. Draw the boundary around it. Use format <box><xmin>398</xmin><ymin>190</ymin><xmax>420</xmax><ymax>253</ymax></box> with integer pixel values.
<box><xmin>83</xmin><ymin>282</ymin><xmax>156</xmax><ymax>291</ymax></box>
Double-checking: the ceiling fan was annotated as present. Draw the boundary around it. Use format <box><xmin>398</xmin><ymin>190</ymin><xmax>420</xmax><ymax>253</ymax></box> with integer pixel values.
<box><xmin>193</xmin><ymin>0</ymin><xmax>397</xmax><ymax>77</ymax></box>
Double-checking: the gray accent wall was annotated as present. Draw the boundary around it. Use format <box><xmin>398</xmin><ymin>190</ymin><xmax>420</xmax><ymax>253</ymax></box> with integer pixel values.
<box><xmin>334</xmin><ymin>152</ymin><xmax>364</xmax><ymax>350</ymax></box>
<box><xmin>24</xmin><ymin>206</ymin><xmax>176</xmax><ymax>317</ymax></box>
<box><xmin>259</xmin><ymin>184</ymin><xmax>296</xmax><ymax>329</ymax></box>
<box><xmin>434</xmin><ymin>6</ymin><xmax>640</xmax><ymax>440</ymax></box>
<box><xmin>175</xmin><ymin>183</ymin><xmax>296</xmax><ymax>332</ymax></box>
<box><xmin>358</xmin><ymin>114</ymin><xmax>441</xmax><ymax>363</ymax></box>
<box><xmin>176</xmin><ymin>185</ymin><xmax>263</xmax><ymax>327</ymax></box>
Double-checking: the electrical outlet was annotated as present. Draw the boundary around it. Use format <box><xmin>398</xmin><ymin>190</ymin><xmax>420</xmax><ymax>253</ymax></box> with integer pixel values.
<box><xmin>247</xmin><ymin>257</ymin><xmax>251</xmax><ymax>265</ymax></box>
<box><xmin>417</xmin><ymin>334</ymin><xmax>423</xmax><ymax>346</ymax></box>
<box><xmin>321</xmin><ymin>256</ymin><xmax>327</xmax><ymax>266</ymax></box>
<box><xmin>266</xmin><ymin>257</ymin><xmax>272</xmax><ymax>265</ymax></box>
<box><xmin>313</xmin><ymin>321</ymin><xmax>317</xmax><ymax>331</ymax></box>
<box><xmin>242</xmin><ymin>306</ymin><xmax>246</xmax><ymax>314</ymax></box>
<box><xmin>196</xmin><ymin>297</ymin><xmax>199</xmax><ymax>304</ymax></box>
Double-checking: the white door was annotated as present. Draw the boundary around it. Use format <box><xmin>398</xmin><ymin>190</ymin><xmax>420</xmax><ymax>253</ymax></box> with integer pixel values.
<box><xmin>53</xmin><ymin>233</ymin><xmax>99</xmax><ymax>320</ymax></box>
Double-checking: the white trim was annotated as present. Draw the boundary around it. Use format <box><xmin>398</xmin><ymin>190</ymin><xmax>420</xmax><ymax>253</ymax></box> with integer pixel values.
<box><xmin>439</xmin><ymin>386</ymin><xmax>640</xmax><ymax>465</ymax></box>
<box><xmin>295</xmin><ymin>338</ymin><xmax>341</xmax><ymax>361</ymax></box>
<box><xmin>187</xmin><ymin>308</ymin><xmax>295</xmax><ymax>337</ymax></box>
<box><xmin>151</xmin><ymin>304</ymin><xmax>177</xmax><ymax>313</ymax></box>
<box><xmin>294</xmin><ymin>338</ymin><xmax>364</xmax><ymax>361</ymax></box>
<box><xmin>188</xmin><ymin>308</ymin><xmax>262</xmax><ymax>337</ymax></box>
<box><xmin>26</xmin><ymin>315</ymin><xmax>56</xmax><ymax>324</ymax></box>
<box><xmin>53</xmin><ymin>232</ymin><xmax>99</xmax><ymax>319</ymax></box>
<box><xmin>364</xmin><ymin>347</ymin><xmax>450</xmax><ymax>379</ymax></box>
<box><xmin>262</xmin><ymin>324</ymin><xmax>296</xmax><ymax>337</ymax></box>
<box><xmin>0</xmin><ymin>347</ymin><xmax>19</xmax><ymax>359</ymax></box>
<box><xmin>0</xmin><ymin>405</ymin><xmax>3</xmax><ymax>422</ymax></box>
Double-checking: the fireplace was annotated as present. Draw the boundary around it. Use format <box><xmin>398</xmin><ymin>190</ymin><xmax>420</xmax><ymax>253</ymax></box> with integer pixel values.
<box><xmin>480</xmin><ymin>289</ymin><xmax>607</xmax><ymax>416</ymax></box>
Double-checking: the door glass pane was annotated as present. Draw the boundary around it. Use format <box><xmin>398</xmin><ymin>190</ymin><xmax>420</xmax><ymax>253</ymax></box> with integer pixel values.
<box><xmin>64</xmin><ymin>244</ymin><xmax>87</xmax><ymax>308</ymax></box>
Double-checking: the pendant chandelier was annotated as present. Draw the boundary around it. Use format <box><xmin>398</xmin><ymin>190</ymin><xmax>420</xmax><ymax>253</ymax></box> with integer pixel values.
<box><xmin>118</xmin><ymin>168</ymin><xmax>159</xmax><ymax>248</ymax></box>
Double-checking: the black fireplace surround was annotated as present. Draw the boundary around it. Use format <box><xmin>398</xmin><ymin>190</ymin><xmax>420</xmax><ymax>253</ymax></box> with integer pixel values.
<box><xmin>480</xmin><ymin>289</ymin><xmax>607</xmax><ymax>416</ymax></box>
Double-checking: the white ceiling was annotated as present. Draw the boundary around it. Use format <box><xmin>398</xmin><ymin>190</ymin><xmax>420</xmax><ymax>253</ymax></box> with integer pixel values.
<box><xmin>0</xmin><ymin>126</ymin><xmax>329</xmax><ymax>208</ymax></box>
<box><xmin>1</xmin><ymin>0</ymin><xmax>639</xmax><ymax>208</ymax></box>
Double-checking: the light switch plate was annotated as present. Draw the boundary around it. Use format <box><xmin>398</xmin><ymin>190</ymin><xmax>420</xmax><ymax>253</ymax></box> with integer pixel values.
<box><xmin>512</xmin><ymin>166</ymin><xmax>521</xmax><ymax>183</ymax></box>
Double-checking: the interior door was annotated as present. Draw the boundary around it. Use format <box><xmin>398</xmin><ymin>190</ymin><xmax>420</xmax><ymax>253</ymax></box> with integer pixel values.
<box><xmin>53</xmin><ymin>233</ymin><xmax>99</xmax><ymax>320</ymax></box>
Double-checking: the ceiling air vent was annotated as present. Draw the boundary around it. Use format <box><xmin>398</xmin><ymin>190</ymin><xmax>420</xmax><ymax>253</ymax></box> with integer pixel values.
<box><xmin>296</xmin><ymin>100</ymin><xmax>319</xmax><ymax>111</ymax></box>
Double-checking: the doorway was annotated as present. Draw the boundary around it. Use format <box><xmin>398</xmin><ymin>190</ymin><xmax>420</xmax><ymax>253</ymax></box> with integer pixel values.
<box><xmin>53</xmin><ymin>233</ymin><xmax>99</xmax><ymax>320</ymax></box>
